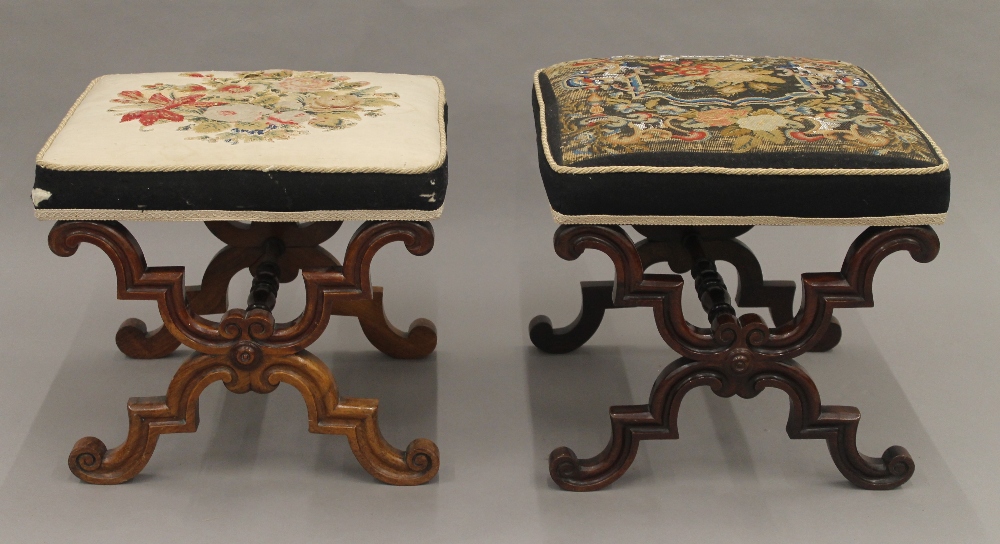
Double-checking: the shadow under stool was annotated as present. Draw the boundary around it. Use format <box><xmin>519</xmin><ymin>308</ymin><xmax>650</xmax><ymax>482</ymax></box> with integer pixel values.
<box><xmin>528</xmin><ymin>56</ymin><xmax>950</xmax><ymax>491</ymax></box>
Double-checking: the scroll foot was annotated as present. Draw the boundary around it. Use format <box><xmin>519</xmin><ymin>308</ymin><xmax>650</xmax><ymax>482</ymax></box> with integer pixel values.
<box><xmin>549</xmin><ymin>356</ymin><xmax>913</xmax><ymax>491</ymax></box>
<box><xmin>116</xmin><ymin>318</ymin><xmax>182</xmax><ymax>360</ymax></box>
<box><xmin>69</xmin><ymin>353</ymin><xmax>233</xmax><ymax>484</ymax></box>
<box><xmin>322</xmin><ymin>398</ymin><xmax>440</xmax><ymax>485</ymax></box>
<box><xmin>269</xmin><ymin>351</ymin><xmax>439</xmax><ymax>484</ymax></box>
<box><xmin>335</xmin><ymin>287</ymin><xmax>437</xmax><ymax>359</ymax></box>
<box><xmin>530</xmin><ymin>281</ymin><xmax>615</xmax><ymax>354</ymax></box>
<box><xmin>779</xmin><ymin>369</ymin><xmax>914</xmax><ymax>489</ymax></box>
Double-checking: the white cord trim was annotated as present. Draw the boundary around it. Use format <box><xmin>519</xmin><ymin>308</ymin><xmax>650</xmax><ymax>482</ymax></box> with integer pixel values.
<box><xmin>35</xmin><ymin>206</ymin><xmax>444</xmax><ymax>222</ymax></box>
<box><xmin>550</xmin><ymin>208</ymin><xmax>946</xmax><ymax>227</ymax></box>
<box><xmin>532</xmin><ymin>63</ymin><xmax>949</xmax><ymax>176</ymax></box>
<box><xmin>36</xmin><ymin>73</ymin><xmax>448</xmax><ymax>175</ymax></box>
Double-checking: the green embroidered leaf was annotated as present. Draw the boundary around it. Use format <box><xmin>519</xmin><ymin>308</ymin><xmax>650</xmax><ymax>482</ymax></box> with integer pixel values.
<box><xmin>252</xmin><ymin>94</ymin><xmax>280</xmax><ymax>107</ymax></box>
<box><xmin>235</xmin><ymin>121</ymin><xmax>269</xmax><ymax>131</ymax></box>
<box><xmin>732</xmin><ymin>134</ymin><xmax>753</xmax><ymax>152</ymax></box>
<box><xmin>761</xmin><ymin>129</ymin><xmax>785</xmax><ymax>144</ymax></box>
<box><xmin>240</xmin><ymin>70</ymin><xmax>292</xmax><ymax>80</ymax></box>
<box><xmin>361</xmin><ymin>98</ymin><xmax>398</xmax><ymax>107</ymax></box>
<box><xmin>309</xmin><ymin>112</ymin><xmax>361</xmax><ymax>129</ymax></box>
<box><xmin>191</xmin><ymin>120</ymin><xmax>231</xmax><ymax>133</ymax></box>
<box><xmin>721</xmin><ymin>126</ymin><xmax>752</xmax><ymax>137</ymax></box>
<box><xmin>267</xmin><ymin>129</ymin><xmax>295</xmax><ymax>141</ymax></box>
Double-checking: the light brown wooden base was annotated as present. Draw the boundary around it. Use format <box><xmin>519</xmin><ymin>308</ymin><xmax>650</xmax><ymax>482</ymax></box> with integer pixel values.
<box><xmin>68</xmin><ymin>350</ymin><xmax>437</xmax><ymax>485</ymax></box>
<box><xmin>50</xmin><ymin>220</ymin><xmax>440</xmax><ymax>485</ymax></box>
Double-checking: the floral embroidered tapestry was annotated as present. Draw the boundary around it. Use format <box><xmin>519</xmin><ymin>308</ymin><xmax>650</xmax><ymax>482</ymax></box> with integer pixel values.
<box><xmin>540</xmin><ymin>57</ymin><xmax>938</xmax><ymax>165</ymax></box>
<box><xmin>108</xmin><ymin>70</ymin><xmax>399</xmax><ymax>144</ymax></box>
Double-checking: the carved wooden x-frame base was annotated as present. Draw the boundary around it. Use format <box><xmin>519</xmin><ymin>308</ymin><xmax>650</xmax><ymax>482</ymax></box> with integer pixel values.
<box><xmin>530</xmin><ymin>224</ymin><xmax>939</xmax><ymax>491</ymax></box>
<box><xmin>49</xmin><ymin>220</ymin><xmax>440</xmax><ymax>485</ymax></box>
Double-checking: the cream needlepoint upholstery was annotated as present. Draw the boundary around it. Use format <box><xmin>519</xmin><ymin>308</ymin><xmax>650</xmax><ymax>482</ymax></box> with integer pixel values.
<box><xmin>533</xmin><ymin>56</ymin><xmax>950</xmax><ymax>226</ymax></box>
<box><xmin>34</xmin><ymin>70</ymin><xmax>448</xmax><ymax>221</ymax></box>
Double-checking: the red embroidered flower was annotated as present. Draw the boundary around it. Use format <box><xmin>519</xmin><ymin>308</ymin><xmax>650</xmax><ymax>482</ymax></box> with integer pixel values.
<box><xmin>120</xmin><ymin>93</ymin><xmax>226</xmax><ymax>126</ymax></box>
<box><xmin>673</xmin><ymin>130</ymin><xmax>707</xmax><ymax>141</ymax></box>
<box><xmin>112</xmin><ymin>90</ymin><xmax>149</xmax><ymax>104</ymax></box>
<box><xmin>649</xmin><ymin>60</ymin><xmax>720</xmax><ymax>77</ymax></box>
<box><xmin>218</xmin><ymin>84</ymin><xmax>253</xmax><ymax>93</ymax></box>
<box><xmin>694</xmin><ymin>107</ymin><xmax>749</xmax><ymax>127</ymax></box>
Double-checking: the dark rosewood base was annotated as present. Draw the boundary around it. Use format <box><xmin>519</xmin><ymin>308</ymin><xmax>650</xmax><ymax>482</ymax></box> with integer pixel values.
<box><xmin>50</xmin><ymin>220</ymin><xmax>440</xmax><ymax>485</ymax></box>
<box><xmin>530</xmin><ymin>224</ymin><xmax>938</xmax><ymax>491</ymax></box>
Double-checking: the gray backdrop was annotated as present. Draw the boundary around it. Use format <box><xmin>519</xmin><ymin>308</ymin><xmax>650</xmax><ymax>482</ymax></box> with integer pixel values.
<box><xmin>1</xmin><ymin>1</ymin><xmax>997</xmax><ymax>542</ymax></box>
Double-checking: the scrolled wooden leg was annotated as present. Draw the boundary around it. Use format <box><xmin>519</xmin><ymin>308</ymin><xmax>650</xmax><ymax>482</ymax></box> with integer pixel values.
<box><xmin>763</xmin><ymin>359</ymin><xmax>913</xmax><ymax>489</ymax></box>
<box><xmin>69</xmin><ymin>352</ymin><xmax>234</xmax><ymax>484</ymax></box>
<box><xmin>263</xmin><ymin>351</ymin><xmax>439</xmax><ymax>485</ymax></box>
<box><xmin>632</xmin><ymin>231</ymin><xmax>836</xmax><ymax>350</ymax></box>
<box><xmin>331</xmin><ymin>287</ymin><xmax>437</xmax><ymax>360</ymax></box>
<box><xmin>71</xmin><ymin>347</ymin><xmax>440</xmax><ymax>485</ymax></box>
<box><xmin>334</xmin><ymin>397</ymin><xmax>439</xmax><ymax>485</ymax></box>
<box><xmin>701</xmin><ymin>238</ymin><xmax>845</xmax><ymax>351</ymax></box>
<box><xmin>543</xmin><ymin>225</ymin><xmax>933</xmax><ymax>491</ymax></box>
<box><xmin>319</xmin><ymin>221</ymin><xmax>437</xmax><ymax>360</ymax></box>
<box><xmin>61</xmin><ymin>219</ymin><xmax>439</xmax><ymax>484</ymax></box>
<box><xmin>115</xmin><ymin>318</ymin><xmax>183</xmax><ymax>360</ymax></box>
<box><xmin>550</xmin><ymin>355</ymin><xmax>913</xmax><ymax>491</ymax></box>
<box><xmin>530</xmin><ymin>281</ymin><xmax>615</xmax><ymax>354</ymax></box>
<box><xmin>116</xmin><ymin>245</ymin><xmax>261</xmax><ymax>359</ymax></box>
<box><xmin>549</xmin><ymin>357</ymin><xmax>707</xmax><ymax>491</ymax></box>
<box><xmin>708</xmin><ymin>236</ymin><xmax>857</xmax><ymax>352</ymax></box>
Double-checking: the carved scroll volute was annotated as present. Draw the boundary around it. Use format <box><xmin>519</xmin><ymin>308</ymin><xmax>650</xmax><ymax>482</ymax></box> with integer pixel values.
<box><xmin>553</xmin><ymin>224</ymin><xmax>645</xmax><ymax>293</ymax></box>
<box><xmin>264</xmin><ymin>221</ymin><xmax>435</xmax><ymax>352</ymax></box>
<box><xmin>553</xmin><ymin>224</ymin><xmax>718</xmax><ymax>356</ymax></box>
<box><xmin>839</xmin><ymin>225</ymin><xmax>940</xmax><ymax>297</ymax></box>
<box><xmin>709</xmin><ymin>313</ymin><xmax>772</xmax><ymax>387</ymax></box>
<box><xmin>341</xmin><ymin>221</ymin><xmax>435</xmax><ymax>292</ymax></box>
<box><xmin>48</xmin><ymin>221</ymin><xmax>225</xmax><ymax>351</ymax></box>
<box><xmin>764</xmin><ymin>225</ymin><xmax>940</xmax><ymax>356</ymax></box>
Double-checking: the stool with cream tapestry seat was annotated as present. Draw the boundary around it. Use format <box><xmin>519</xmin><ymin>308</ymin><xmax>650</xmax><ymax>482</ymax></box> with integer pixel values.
<box><xmin>33</xmin><ymin>69</ymin><xmax>447</xmax><ymax>485</ymax></box>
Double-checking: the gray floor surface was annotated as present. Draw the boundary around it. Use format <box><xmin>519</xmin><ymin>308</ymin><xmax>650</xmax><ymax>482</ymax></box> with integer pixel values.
<box><xmin>1</xmin><ymin>1</ymin><xmax>997</xmax><ymax>542</ymax></box>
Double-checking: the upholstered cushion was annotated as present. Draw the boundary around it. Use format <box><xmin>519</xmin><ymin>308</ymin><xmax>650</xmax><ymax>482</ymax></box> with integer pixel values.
<box><xmin>534</xmin><ymin>56</ymin><xmax>949</xmax><ymax>226</ymax></box>
<box><xmin>34</xmin><ymin>70</ymin><xmax>447</xmax><ymax>221</ymax></box>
